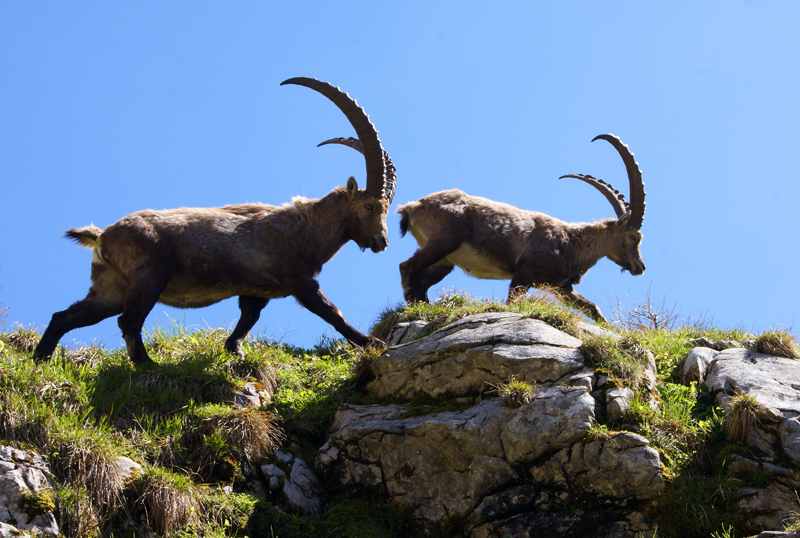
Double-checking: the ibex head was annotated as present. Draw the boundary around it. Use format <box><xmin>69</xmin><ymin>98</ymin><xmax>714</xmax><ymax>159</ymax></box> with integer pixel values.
<box><xmin>343</xmin><ymin>175</ymin><xmax>391</xmax><ymax>252</ymax></box>
<box><xmin>281</xmin><ymin>78</ymin><xmax>397</xmax><ymax>253</ymax></box>
<box><xmin>316</xmin><ymin>135</ymin><xmax>397</xmax><ymax>253</ymax></box>
<box><xmin>561</xmin><ymin>134</ymin><xmax>646</xmax><ymax>276</ymax></box>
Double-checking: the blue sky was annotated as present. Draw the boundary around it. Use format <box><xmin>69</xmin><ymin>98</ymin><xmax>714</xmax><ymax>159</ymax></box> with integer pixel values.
<box><xmin>2</xmin><ymin>2</ymin><xmax>799</xmax><ymax>350</ymax></box>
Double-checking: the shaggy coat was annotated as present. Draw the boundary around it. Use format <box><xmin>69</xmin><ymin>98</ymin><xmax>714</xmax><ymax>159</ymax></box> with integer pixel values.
<box><xmin>33</xmin><ymin>77</ymin><xmax>396</xmax><ymax>363</ymax></box>
<box><xmin>34</xmin><ymin>182</ymin><xmax>389</xmax><ymax>363</ymax></box>
<box><xmin>397</xmin><ymin>134</ymin><xmax>645</xmax><ymax>321</ymax></box>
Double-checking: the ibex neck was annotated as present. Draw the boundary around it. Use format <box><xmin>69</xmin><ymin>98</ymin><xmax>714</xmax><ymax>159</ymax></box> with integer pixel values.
<box><xmin>291</xmin><ymin>187</ymin><xmax>351</xmax><ymax>267</ymax></box>
<box><xmin>565</xmin><ymin>218</ymin><xmax>619</xmax><ymax>274</ymax></box>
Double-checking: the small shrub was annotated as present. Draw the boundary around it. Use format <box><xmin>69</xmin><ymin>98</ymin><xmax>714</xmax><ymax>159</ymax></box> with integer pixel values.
<box><xmin>610</xmin><ymin>287</ymin><xmax>706</xmax><ymax>331</ymax></box>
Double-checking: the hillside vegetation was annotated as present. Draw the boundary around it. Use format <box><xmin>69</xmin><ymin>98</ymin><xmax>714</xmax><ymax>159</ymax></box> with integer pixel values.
<box><xmin>1</xmin><ymin>291</ymin><xmax>798</xmax><ymax>538</ymax></box>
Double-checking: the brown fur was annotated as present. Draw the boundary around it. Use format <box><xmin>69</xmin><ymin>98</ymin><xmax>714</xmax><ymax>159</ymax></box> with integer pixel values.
<box><xmin>34</xmin><ymin>178</ymin><xmax>390</xmax><ymax>363</ymax></box>
<box><xmin>397</xmin><ymin>188</ymin><xmax>644</xmax><ymax>322</ymax></box>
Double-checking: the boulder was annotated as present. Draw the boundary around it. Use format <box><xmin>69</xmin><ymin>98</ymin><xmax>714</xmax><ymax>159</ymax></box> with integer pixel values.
<box><xmin>704</xmin><ymin>348</ymin><xmax>800</xmax><ymax>419</ymax></box>
<box><xmin>367</xmin><ymin>312</ymin><xmax>589</xmax><ymax>399</ymax></box>
<box><xmin>529</xmin><ymin>432</ymin><xmax>664</xmax><ymax>503</ymax></box>
<box><xmin>682</xmin><ymin>347</ymin><xmax>717</xmax><ymax>384</ymax></box>
<box><xmin>0</xmin><ymin>446</ymin><xmax>59</xmax><ymax>536</ymax></box>
<box><xmin>318</xmin><ymin>387</ymin><xmax>596</xmax><ymax>529</ymax></box>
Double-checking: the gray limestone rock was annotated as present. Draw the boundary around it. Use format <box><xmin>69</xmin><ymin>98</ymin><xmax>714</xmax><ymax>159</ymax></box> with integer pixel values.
<box><xmin>683</xmin><ymin>347</ymin><xmax>718</xmax><ymax>384</ymax></box>
<box><xmin>281</xmin><ymin>458</ymin><xmax>322</xmax><ymax>516</ymax></box>
<box><xmin>0</xmin><ymin>446</ymin><xmax>59</xmax><ymax>536</ymax></box>
<box><xmin>386</xmin><ymin>320</ymin><xmax>429</xmax><ymax>346</ymax></box>
<box><xmin>606</xmin><ymin>387</ymin><xmax>635</xmax><ymax>423</ymax></box>
<box><xmin>739</xmin><ymin>484</ymin><xmax>800</xmax><ymax>533</ymax></box>
<box><xmin>704</xmin><ymin>348</ymin><xmax>800</xmax><ymax>419</ymax></box>
<box><xmin>780</xmin><ymin>417</ymin><xmax>800</xmax><ymax>461</ymax></box>
<box><xmin>318</xmin><ymin>387</ymin><xmax>595</xmax><ymax>528</ymax></box>
<box><xmin>368</xmin><ymin>312</ymin><xmax>588</xmax><ymax>399</ymax></box>
<box><xmin>529</xmin><ymin>432</ymin><xmax>664</xmax><ymax>503</ymax></box>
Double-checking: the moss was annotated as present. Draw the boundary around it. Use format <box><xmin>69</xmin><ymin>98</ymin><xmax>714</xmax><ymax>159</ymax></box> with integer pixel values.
<box><xmin>21</xmin><ymin>489</ymin><xmax>56</xmax><ymax>516</ymax></box>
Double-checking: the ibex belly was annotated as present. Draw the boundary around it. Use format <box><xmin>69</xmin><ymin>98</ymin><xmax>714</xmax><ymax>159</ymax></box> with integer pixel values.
<box><xmin>446</xmin><ymin>243</ymin><xmax>513</xmax><ymax>280</ymax></box>
<box><xmin>157</xmin><ymin>279</ymin><xmax>289</xmax><ymax>309</ymax></box>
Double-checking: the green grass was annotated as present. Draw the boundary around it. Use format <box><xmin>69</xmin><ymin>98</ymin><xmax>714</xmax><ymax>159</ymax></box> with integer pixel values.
<box><xmin>370</xmin><ymin>288</ymin><xmax>585</xmax><ymax>342</ymax></box>
<box><xmin>2</xmin><ymin>291</ymin><xmax>798</xmax><ymax>538</ymax></box>
<box><xmin>0</xmin><ymin>324</ymin><xmax>390</xmax><ymax>537</ymax></box>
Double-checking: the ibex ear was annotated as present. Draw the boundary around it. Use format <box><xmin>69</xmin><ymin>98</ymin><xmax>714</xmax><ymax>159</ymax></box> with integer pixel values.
<box><xmin>616</xmin><ymin>211</ymin><xmax>632</xmax><ymax>228</ymax></box>
<box><xmin>346</xmin><ymin>177</ymin><xmax>358</xmax><ymax>200</ymax></box>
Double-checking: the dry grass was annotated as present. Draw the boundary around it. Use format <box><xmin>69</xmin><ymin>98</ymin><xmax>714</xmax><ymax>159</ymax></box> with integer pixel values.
<box><xmin>137</xmin><ymin>468</ymin><xmax>203</xmax><ymax>535</ymax></box>
<box><xmin>1</xmin><ymin>325</ymin><xmax>41</xmax><ymax>353</ymax></box>
<box><xmin>723</xmin><ymin>393</ymin><xmax>770</xmax><ymax>442</ymax></box>
<box><xmin>201</xmin><ymin>407</ymin><xmax>284</xmax><ymax>465</ymax></box>
<box><xmin>186</xmin><ymin>405</ymin><xmax>284</xmax><ymax>480</ymax></box>
<box><xmin>755</xmin><ymin>330</ymin><xmax>800</xmax><ymax>359</ymax></box>
<box><xmin>50</xmin><ymin>432</ymin><xmax>129</xmax><ymax>515</ymax></box>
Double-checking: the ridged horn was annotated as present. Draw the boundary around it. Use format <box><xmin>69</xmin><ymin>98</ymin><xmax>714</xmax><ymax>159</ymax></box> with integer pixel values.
<box><xmin>281</xmin><ymin>78</ymin><xmax>390</xmax><ymax>201</ymax></box>
<box><xmin>318</xmin><ymin>137</ymin><xmax>397</xmax><ymax>203</ymax></box>
<box><xmin>592</xmin><ymin>134</ymin><xmax>645</xmax><ymax>229</ymax></box>
<box><xmin>559</xmin><ymin>174</ymin><xmax>628</xmax><ymax>218</ymax></box>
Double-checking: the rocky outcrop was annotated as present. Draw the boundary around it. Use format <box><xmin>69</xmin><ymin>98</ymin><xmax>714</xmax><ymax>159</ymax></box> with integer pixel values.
<box><xmin>319</xmin><ymin>313</ymin><xmax>663</xmax><ymax>537</ymax></box>
<box><xmin>369</xmin><ymin>313</ymin><xmax>594</xmax><ymax>399</ymax></box>
<box><xmin>261</xmin><ymin>450</ymin><xmax>322</xmax><ymax>516</ymax></box>
<box><xmin>0</xmin><ymin>446</ymin><xmax>59</xmax><ymax>537</ymax></box>
<box><xmin>682</xmin><ymin>343</ymin><xmax>800</xmax><ymax>535</ymax></box>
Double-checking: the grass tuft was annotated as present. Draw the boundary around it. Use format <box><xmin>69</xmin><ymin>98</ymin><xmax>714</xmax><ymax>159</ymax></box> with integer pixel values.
<box><xmin>489</xmin><ymin>378</ymin><xmax>539</xmax><ymax>408</ymax></box>
<box><xmin>135</xmin><ymin>467</ymin><xmax>203</xmax><ymax>535</ymax></box>
<box><xmin>754</xmin><ymin>329</ymin><xmax>800</xmax><ymax>359</ymax></box>
<box><xmin>370</xmin><ymin>288</ymin><xmax>585</xmax><ymax>343</ymax></box>
<box><xmin>580</xmin><ymin>334</ymin><xmax>652</xmax><ymax>387</ymax></box>
<box><xmin>1</xmin><ymin>324</ymin><xmax>41</xmax><ymax>353</ymax></box>
<box><xmin>723</xmin><ymin>393</ymin><xmax>770</xmax><ymax>442</ymax></box>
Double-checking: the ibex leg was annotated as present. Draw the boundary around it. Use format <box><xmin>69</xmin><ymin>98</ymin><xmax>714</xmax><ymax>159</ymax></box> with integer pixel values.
<box><xmin>34</xmin><ymin>263</ymin><xmax>126</xmax><ymax>359</ymax></box>
<box><xmin>292</xmin><ymin>277</ymin><xmax>379</xmax><ymax>347</ymax></box>
<box><xmin>34</xmin><ymin>294</ymin><xmax>123</xmax><ymax>359</ymax></box>
<box><xmin>559</xmin><ymin>286</ymin><xmax>606</xmax><ymax>322</ymax></box>
<box><xmin>400</xmin><ymin>234</ymin><xmax>465</xmax><ymax>303</ymax></box>
<box><xmin>508</xmin><ymin>263</ymin><xmax>539</xmax><ymax>302</ymax></box>
<box><xmin>117</xmin><ymin>275</ymin><xmax>169</xmax><ymax>364</ymax></box>
<box><xmin>225</xmin><ymin>296</ymin><xmax>269</xmax><ymax>358</ymax></box>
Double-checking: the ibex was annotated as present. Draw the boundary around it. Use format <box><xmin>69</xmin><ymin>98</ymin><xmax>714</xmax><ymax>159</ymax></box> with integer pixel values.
<box><xmin>395</xmin><ymin>134</ymin><xmax>645</xmax><ymax>322</ymax></box>
<box><xmin>33</xmin><ymin>77</ymin><xmax>396</xmax><ymax>364</ymax></box>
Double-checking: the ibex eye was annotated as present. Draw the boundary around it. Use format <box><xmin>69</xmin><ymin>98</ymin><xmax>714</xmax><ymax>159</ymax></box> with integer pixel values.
<box><xmin>365</xmin><ymin>203</ymin><xmax>374</xmax><ymax>211</ymax></box>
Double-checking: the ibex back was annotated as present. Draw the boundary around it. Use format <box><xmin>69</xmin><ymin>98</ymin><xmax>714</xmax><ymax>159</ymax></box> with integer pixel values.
<box><xmin>33</xmin><ymin>77</ymin><xmax>397</xmax><ymax>364</ymax></box>
<box><xmin>396</xmin><ymin>134</ymin><xmax>645</xmax><ymax>322</ymax></box>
